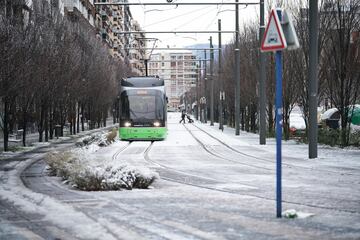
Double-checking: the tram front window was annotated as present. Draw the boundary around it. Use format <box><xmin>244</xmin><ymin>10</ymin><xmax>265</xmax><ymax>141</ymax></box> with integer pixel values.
<box><xmin>121</xmin><ymin>91</ymin><xmax>164</xmax><ymax>124</ymax></box>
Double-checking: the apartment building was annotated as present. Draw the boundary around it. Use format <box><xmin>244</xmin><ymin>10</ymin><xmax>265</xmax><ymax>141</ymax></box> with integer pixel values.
<box><xmin>95</xmin><ymin>0</ymin><xmax>145</xmax><ymax>74</ymax></box>
<box><xmin>64</xmin><ymin>0</ymin><xmax>95</xmax><ymax>28</ymax></box>
<box><xmin>129</xmin><ymin>20</ymin><xmax>146</xmax><ymax>75</ymax></box>
<box><xmin>149</xmin><ymin>52</ymin><xmax>198</xmax><ymax>108</ymax></box>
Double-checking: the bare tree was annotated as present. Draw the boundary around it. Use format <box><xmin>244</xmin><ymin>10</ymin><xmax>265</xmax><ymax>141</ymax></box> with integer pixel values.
<box><xmin>321</xmin><ymin>0</ymin><xmax>360</xmax><ymax>146</ymax></box>
<box><xmin>1</xmin><ymin>0</ymin><xmax>129</xmax><ymax>150</ymax></box>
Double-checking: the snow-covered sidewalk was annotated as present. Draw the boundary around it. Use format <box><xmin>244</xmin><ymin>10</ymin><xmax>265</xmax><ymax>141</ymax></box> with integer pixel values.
<box><xmin>0</xmin><ymin>112</ymin><xmax>359</xmax><ymax>240</ymax></box>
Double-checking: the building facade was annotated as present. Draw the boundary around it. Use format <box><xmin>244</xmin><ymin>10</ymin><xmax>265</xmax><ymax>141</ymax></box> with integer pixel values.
<box><xmin>149</xmin><ymin>51</ymin><xmax>198</xmax><ymax>108</ymax></box>
<box><xmin>95</xmin><ymin>0</ymin><xmax>145</xmax><ymax>74</ymax></box>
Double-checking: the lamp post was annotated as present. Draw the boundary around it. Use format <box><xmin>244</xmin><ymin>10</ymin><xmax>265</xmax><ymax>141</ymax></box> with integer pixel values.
<box><xmin>235</xmin><ymin>0</ymin><xmax>241</xmax><ymax>135</ymax></box>
<box><xmin>209</xmin><ymin>36</ymin><xmax>214</xmax><ymax>126</ymax></box>
<box><xmin>259</xmin><ymin>0</ymin><xmax>267</xmax><ymax>144</ymax></box>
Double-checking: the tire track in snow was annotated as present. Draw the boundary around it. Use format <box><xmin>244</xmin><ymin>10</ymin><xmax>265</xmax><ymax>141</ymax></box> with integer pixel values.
<box><xmin>143</xmin><ymin>127</ymin><xmax>360</xmax><ymax>215</ymax></box>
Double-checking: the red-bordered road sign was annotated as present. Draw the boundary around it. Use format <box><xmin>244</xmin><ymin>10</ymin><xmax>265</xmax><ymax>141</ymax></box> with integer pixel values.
<box><xmin>261</xmin><ymin>9</ymin><xmax>287</xmax><ymax>52</ymax></box>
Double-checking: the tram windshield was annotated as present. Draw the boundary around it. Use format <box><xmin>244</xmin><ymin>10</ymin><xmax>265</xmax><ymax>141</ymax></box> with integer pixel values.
<box><xmin>121</xmin><ymin>89</ymin><xmax>165</xmax><ymax>122</ymax></box>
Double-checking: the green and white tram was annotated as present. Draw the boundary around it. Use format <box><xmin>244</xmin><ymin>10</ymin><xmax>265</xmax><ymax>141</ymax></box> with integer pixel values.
<box><xmin>119</xmin><ymin>76</ymin><xmax>167</xmax><ymax>140</ymax></box>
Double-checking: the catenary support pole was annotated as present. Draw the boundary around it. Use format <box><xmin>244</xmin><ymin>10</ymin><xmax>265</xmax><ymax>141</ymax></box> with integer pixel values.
<box><xmin>235</xmin><ymin>0</ymin><xmax>240</xmax><ymax>135</ymax></box>
<box><xmin>259</xmin><ymin>0</ymin><xmax>267</xmax><ymax>145</ymax></box>
<box><xmin>210</xmin><ymin>36</ymin><xmax>214</xmax><ymax>126</ymax></box>
<box><xmin>204</xmin><ymin>50</ymin><xmax>207</xmax><ymax>123</ymax></box>
<box><xmin>196</xmin><ymin>62</ymin><xmax>199</xmax><ymax>120</ymax></box>
<box><xmin>218</xmin><ymin>19</ymin><xmax>224</xmax><ymax>131</ymax></box>
<box><xmin>308</xmin><ymin>0</ymin><xmax>318</xmax><ymax>159</ymax></box>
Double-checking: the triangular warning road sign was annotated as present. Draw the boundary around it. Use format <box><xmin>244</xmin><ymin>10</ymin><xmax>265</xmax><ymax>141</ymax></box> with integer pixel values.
<box><xmin>261</xmin><ymin>9</ymin><xmax>287</xmax><ymax>52</ymax></box>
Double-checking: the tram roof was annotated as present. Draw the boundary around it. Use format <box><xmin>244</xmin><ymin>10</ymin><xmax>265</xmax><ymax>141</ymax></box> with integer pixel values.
<box><xmin>121</xmin><ymin>77</ymin><xmax>164</xmax><ymax>87</ymax></box>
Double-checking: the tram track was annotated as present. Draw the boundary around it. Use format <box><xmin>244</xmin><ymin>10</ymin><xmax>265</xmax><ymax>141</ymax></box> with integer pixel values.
<box><xmin>182</xmin><ymin>123</ymin><xmax>273</xmax><ymax>171</ymax></box>
<box><xmin>189</xmin><ymin>123</ymin><xmax>359</xmax><ymax>176</ymax></box>
<box><xmin>112</xmin><ymin>141</ymin><xmax>133</xmax><ymax>161</ymax></box>
<box><xmin>143</xmin><ymin>141</ymin><xmax>225</xmax><ymax>184</ymax></box>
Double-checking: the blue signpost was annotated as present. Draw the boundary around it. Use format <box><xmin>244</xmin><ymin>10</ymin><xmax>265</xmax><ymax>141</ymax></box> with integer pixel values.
<box><xmin>275</xmin><ymin>52</ymin><xmax>282</xmax><ymax>217</ymax></box>
<box><xmin>261</xmin><ymin>8</ymin><xmax>287</xmax><ymax>218</ymax></box>
<box><xmin>275</xmin><ymin>9</ymin><xmax>283</xmax><ymax>219</ymax></box>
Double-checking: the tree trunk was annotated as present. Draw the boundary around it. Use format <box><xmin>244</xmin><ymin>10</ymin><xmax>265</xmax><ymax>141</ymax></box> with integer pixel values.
<box><xmin>283</xmin><ymin>114</ymin><xmax>290</xmax><ymax>140</ymax></box>
<box><xmin>81</xmin><ymin>103</ymin><xmax>85</xmax><ymax>131</ymax></box>
<box><xmin>245</xmin><ymin>107</ymin><xmax>250</xmax><ymax>132</ymax></box>
<box><xmin>45</xmin><ymin>108</ymin><xmax>49</xmax><ymax>142</ymax></box>
<box><xmin>38</xmin><ymin>105</ymin><xmax>45</xmax><ymax>142</ymax></box>
<box><xmin>22</xmin><ymin>111</ymin><xmax>27</xmax><ymax>147</ymax></box>
<box><xmin>250</xmin><ymin>103</ymin><xmax>257</xmax><ymax>133</ymax></box>
<box><xmin>241</xmin><ymin>108</ymin><xmax>245</xmax><ymax>131</ymax></box>
<box><xmin>73</xmin><ymin>115</ymin><xmax>76</xmax><ymax>135</ymax></box>
<box><xmin>268</xmin><ymin>102</ymin><xmax>274</xmax><ymax>136</ymax></box>
<box><xmin>77</xmin><ymin>103</ymin><xmax>80</xmax><ymax>133</ymax></box>
<box><xmin>69</xmin><ymin>120</ymin><xmax>73</xmax><ymax>135</ymax></box>
<box><xmin>3</xmin><ymin>99</ymin><xmax>9</xmax><ymax>151</ymax></box>
<box><xmin>49</xmin><ymin>107</ymin><xmax>54</xmax><ymax>140</ymax></box>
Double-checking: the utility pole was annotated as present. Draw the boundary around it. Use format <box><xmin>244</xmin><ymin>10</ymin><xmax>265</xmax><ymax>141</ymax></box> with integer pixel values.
<box><xmin>309</xmin><ymin>0</ymin><xmax>318</xmax><ymax>159</ymax></box>
<box><xmin>218</xmin><ymin>19</ymin><xmax>224</xmax><ymax>131</ymax></box>
<box><xmin>210</xmin><ymin>36</ymin><xmax>214</xmax><ymax>126</ymax></box>
<box><xmin>203</xmin><ymin>50</ymin><xmax>207</xmax><ymax>123</ymax></box>
<box><xmin>235</xmin><ymin>0</ymin><xmax>240</xmax><ymax>135</ymax></box>
<box><xmin>259</xmin><ymin>0</ymin><xmax>266</xmax><ymax>144</ymax></box>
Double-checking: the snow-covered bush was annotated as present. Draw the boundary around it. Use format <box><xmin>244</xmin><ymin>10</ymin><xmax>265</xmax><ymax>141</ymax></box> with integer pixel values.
<box><xmin>71</xmin><ymin>167</ymin><xmax>104</xmax><ymax>191</ymax></box>
<box><xmin>100</xmin><ymin>165</ymin><xmax>159</xmax><ymax>190</ymax></box>
<box><xmin>106</xmin><ymin>128</ymin><xmax>118</xmax><ymax>144</ymax></box>
<box><xmin>45</xmin><ymin>151</ymin><xmax>159</xmax><ymax>191</ymax></box>
<box><xmin>349</xmin><ymin>130</ymin><xmax>360</xmax><ymax>147</ymax></box>
<box><xmin>75</xmin><ymin>129</ymin><xmax>118</xmax><ymax>148</ymax></box>
<box><xmin>75</xmin><ymin>135</ymin><xmax>99</xmax><ymax>147</ymax></box>
<box><xmin>45</xmin><ymin>151</ymin><xmax>81</xmax><ymax>178</ymax></box>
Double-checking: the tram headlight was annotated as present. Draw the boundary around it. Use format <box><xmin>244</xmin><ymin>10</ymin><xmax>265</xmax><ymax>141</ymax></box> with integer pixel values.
<box><xmin>124</xmin><ymin>121</ymin><xmax>132</xmax><ymax>127</ymax></box>
<box><xmin>153</xmin><ymin>121</ymin><xmax>161</xmax><ymax>127</ymax></box>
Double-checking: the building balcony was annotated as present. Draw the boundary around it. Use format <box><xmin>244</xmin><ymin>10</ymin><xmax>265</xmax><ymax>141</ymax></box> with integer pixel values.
<box><xmin>100</xmin><ymin>10</ymin><xmax>107</xmax><ymax>17</ymax></box>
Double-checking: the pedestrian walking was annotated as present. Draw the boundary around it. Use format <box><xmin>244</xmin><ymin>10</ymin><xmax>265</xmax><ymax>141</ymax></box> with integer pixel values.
<box><xmin>186</xmin><ymin>114</ymin><xmax>194</xmax><ymax>123</ymax></box>
<box><xmin>179</xmin><ymin>110</ymin><xmax>186</xmax><ymax>124</ymax></box>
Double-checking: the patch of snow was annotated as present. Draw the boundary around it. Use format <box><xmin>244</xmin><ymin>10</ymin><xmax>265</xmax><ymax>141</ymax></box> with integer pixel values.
<box><xmin>0</xmin><ymin>160</ymin><xmax>118</xmax><ymax>240</ymax></box>
<box><xmin>283</xmin><ymin>209</ymin><xmax>315</xmax><ymax>219</ymax></box>
<box><xmin>321</xmin><ymin>108</ymin><xmax>338</xmax><ymax>120</ymax></box>
<box><xmin>289</xmin><ymin>114</ymin><xmax>306</xmax><ymax>130</ymax></box>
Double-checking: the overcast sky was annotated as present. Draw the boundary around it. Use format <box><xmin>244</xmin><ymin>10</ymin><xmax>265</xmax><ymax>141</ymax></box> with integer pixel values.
<box><xmin>129</xmin><ymin>0</ymin><xmax>261</xmax><ymax>51</ymax></box>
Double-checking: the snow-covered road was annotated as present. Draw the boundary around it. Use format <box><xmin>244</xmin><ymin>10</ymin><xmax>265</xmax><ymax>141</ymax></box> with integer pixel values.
<box><xmin>0</xmin><ymin>112</ymin><xmax>359</xmax><ymax>239</ymax></box>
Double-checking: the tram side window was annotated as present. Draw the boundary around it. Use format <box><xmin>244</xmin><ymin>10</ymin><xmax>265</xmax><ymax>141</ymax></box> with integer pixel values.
<box><xmin>155</xmin><ymin>95</ymin><xmax>164</xmax><ymax>119</ymax></box>
<box><xmin>121</xmin><ymin>95</ymin><xmax>130</xmax><ymax>119</ymax></box>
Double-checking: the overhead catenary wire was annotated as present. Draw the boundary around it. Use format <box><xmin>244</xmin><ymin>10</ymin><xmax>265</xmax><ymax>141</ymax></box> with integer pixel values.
<box><xmin>144</xmin><ymin>5</ymin><xmax>214</xmax><ymax>28</ymax></box>
<box><xmin>173</xmin><ymin>6</ymin><xmax>219</xmax><ymax>31</ymax></box>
